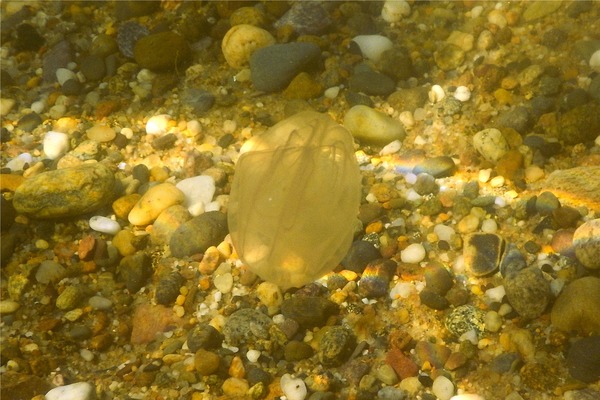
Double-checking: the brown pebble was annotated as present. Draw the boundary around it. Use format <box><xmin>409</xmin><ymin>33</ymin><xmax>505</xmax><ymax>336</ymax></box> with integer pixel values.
<box><xmin>78</xmin><ymin>235</ymin><xmax>96</xmax><ymax>260</ymax></box>
<box><xmin>112</xmin><ymin>194</ymin><xmax>141</xmax><ymax>220</ymax></box>
<box><xmin>496</xmin><ymin>149</ymin><xmax>523</xmax><ymax>179</ymax></box>
<box><xmin>194</xmin><ymin>349</ymin><xmax>221</xmax><ymax>375</ymax></box>
<box><xmin>229</xmin><ymin>355</ymin><xmax>245</xmax><ymax>378</ymax></box>
<box><xmin>445</xmin><ymin>351</ymin><xmax>468</xmax><ymax>370</ymax></box>
<box><xmin>130</xmin><ymin>303</ymin><xmax>183</xmax><ymax>345</ymax></box>
<box><xmin>550</xmin><ymin>229</ymin><xmax>575</xmax><ymax>255</ymax></box>
<box><xmin>385</xmin><ymin>348</ymin><xmax>419</xmax><ymax>379</ymax></box>
<box><xmin>89</xmin><ymin>333</ymin><xmax>113</xmax><ymax>351</ymax></box>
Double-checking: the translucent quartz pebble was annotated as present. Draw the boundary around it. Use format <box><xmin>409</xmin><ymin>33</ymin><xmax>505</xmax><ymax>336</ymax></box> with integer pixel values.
<box><xmin>228</xmin><ymin>111</ymin><xmax>361</xmax><ymax>290</ymax></box>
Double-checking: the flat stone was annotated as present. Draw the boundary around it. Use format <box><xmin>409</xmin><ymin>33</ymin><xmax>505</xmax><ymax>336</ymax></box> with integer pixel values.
<box><xmin>413</xmin><ymin>156</ymin><xmax>456</xmax><ymax>178</ymax></box>
<box><xmin>13</xmin><ymin>163</ymin><xmax>115</xmax><ymax>219</ymax></box>
<box><xmin>169</xmin><ymin>211</ymin><xmax>228</xmax><ymax>258</ymax></box>
<box><xmin>540</xmin><ymin>166</ymin><xmax>600</xmax><ymax>211</ymax></box>
<box><xmin>344</xmin><ymin>105</ymin><xmax>406</xmax><ymax>145</ymax></box>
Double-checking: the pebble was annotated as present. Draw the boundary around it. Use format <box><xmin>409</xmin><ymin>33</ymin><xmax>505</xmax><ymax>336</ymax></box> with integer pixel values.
<box><xmin>35</xmin><ymin>260</ymin><xmax>66</xmax><ymax>284</ymax></box>
<box><xmin>566</xmin><ymin>336</ymin><xmax>600</xmax><ymax>383</ymax></box>
<box><xmin>116</xmin><ymin>22</ymin><xmax>149</xmax><ymax>57</ymax></box>
<box><xmin>145</xmin><ymin>114</ymin><xmax>172</xmax><ymax>135</ymax></box>
<box><xmin>118</xmin><ymin>252</ymin><xmax>152</xmax><ymax>293</ymax></box>
<box><xmin>351</xmin><ymin>35</ymin><xmax>393</xmax><ymax>62</ymax></box>
<box><xmin>175</xmin><ymin>175</ymin><xmax>216</xmax><ymax>216</ymax></box>
<box><xmin>112</xmin><ymin>193</ymin><xmax>140</xmax><ymax>220</ymax></box>
<box><xmin>572</xmin><ymin>218</ymin><xmax>600</xmax><ymax>269</ymax></box>
<box><xmin>385</xmin><ymin>348</ymin><xmax>419</xmax><ymax>380</ymax></box>
<box><xmin>551</xmin><ymin>276</ymin><xmax>600</xmax><ymax>335</ymax></box>
<box><xmin>169</xmin><ymin>211</ymin><xmax>228</xmax><ymax>258</ymax></box>
<box><xmin>358</xmin><ymin>260</ymin><xmax>395</xmax><ymax>298</ymax></box>
<box><xmin>150</xmin><ymin>205</ymin><xmax>191</xmax><ymax>246</ymax></box>
<box><xmin>222</xmin><ymin>24</ymin><xmax>275</xmax><ymax>69</ymax></box>
<box><xmin>413</xmin><ymin>156</ymin><xmax>456</xmax><ymax>178</ymax></box>
<box><xmin>349</xmin><ymin>69</ymin><xmax>396</xmax><ymax>96</ymax></box>
<box><xmin>496</xmin><ymin>106</ymin><xmax>532</xmax><ymax>135</ymax></box>
<box><xmin>280</xmin><ymin>374</ymin><xmax>307</xmax><ymax>400</ymax></box>
<box><xmin>155</xmin><ymin>271</ymin><xmax>184</xmax><ymax>305</ymax></box>
<box><xmin>13</xmin><ymin>163</ymin><xmax>115</xmax><ymax>219</ymax></box>
<box><xmin>45</xmin><ymin>382</ymin><xmax>95</xmax><ymax>400</ymax></box>
<box><xmin>281</xmin><ymin>296</ymin><xmax>338</xmax><ymax>328</ymax></box>
<box><xmin>523</xmin><ymin>0</ymin><xmax>562</xmax><ymax>21</ymax></box>
<box><xmin>344</xmin><ymin>105</ymin><xmax>406</xmax><ymax>145</ymax></box>
<box><xmin>88</xmin><ymin>296</ymin><xmax>112</xmax><ymax>310</ymax></box>
<box><xmin>18</xmin><ymin>112</ymin><xmax>43</xmax><ymax>132</ymax></box>
<box><xmin>535</xmin><ymin>191</ymin><xmax>560</xmax><ymax>215</ymax></box>
<box><xmin>56</xmin><ymin>68</ymin><xmax>77</xmax><ymax>86</ymax></box>
<box><xmin>194</xmin><ymin>349</ymin><xmax>221</xmax><ymax>376</ymax></box>
<box><xmin>56</xmin><ymin>286</ymin><xmax>85</xmax><ymax>311</ymax></box>
<box><xmin>400</xmin><ymin>243</ymin><xmax>426</xmax><ymax>263</ymax></box>
<box><xmin>341</xmin><ymin>240</ymin><xmax>381</xmax><ymax>273</ymax></box>
<box><xmin>463</xmin><ymin>233</ymin><xmax>504</xmax><ymax>276</ymax></box>
<box><xmin>381</xmin><ymin>0</ymin><xmax>410</xmax><ymax>23</ymax></box>
<box><xmin>256</xmin><ymin>282</ymin><xmax>283</xmax><ymax>315</ymax></box>
<box><xmin>432</xmin><ymin>375</ymin><xmax>455</xmax><ymax>400</ymax></box>
<box><xmin>128</xmin><ymin>183</ymin><xmax>185</xmax><ymax>226</ymax></box>
<box><xmin>86</xmin><ymin>124</ymin><xmax>116</xmax><ymax>142</ymax></box>
<box><xmin>89</xmin><ymin>216</ymin><xmax>120</xmax><ymax>235</ymax></box>
<box><xmin>454</xmin><ymin>86</ymin><xmax>471</xmax><ymax>102</ymax></box>
<box><xmin>0</xmin><ymin>299</ymin><xmax>20</xmax><ymax>314</ymax></box>
<box><xmin>187</xmin><ymin>323</ymin><xmax>223</xmax><ymax>352</ymax></box>
<box><xmin>424</xmin><ymin>263</ymin><xmax>453</xmax><ymax>295</ymax></box>
<box><xmin>250</xmin><ymin>42</ymin><xmax>321</xmax><ymax>92</ymax></box>
<box><xmin>504</xmin><ymin>266</ymin><xmax>551</xmax><ymax>320</ymax></box>
<box><xmin>558</xmin><ymin>103</ymin><xmax>600</xmax><ymax>145</ymax></box>
<box><xmin>223</xmin><ymin>308</ymin><xmax>273</xmax><ymax>346</ymax></box>
<box><xmin>214</xmin><ymin>272</ymin><xmax>233</xmax><ymax>293</ymax></box>
<box><xmin>133</xmin><ymin>31</ymin><xmax>191</xmax><ymax>72</ymax></box>
<box><xmin>43</xmin><ymin>40</ymin><xmax>72</xmax><ymax>83</ymax></box>
<box><xmin>445</xmin><ymin>305</ymin><xmax>486</xmax><ymax>339</ymax></box>
<box><xmin>434</xmin><ymin>44</ymin><xmax>465</xmax><ymax>71</ymax></box>
<box><xmin>43</xmin><ymin>131</ymin><xmax>69</xmax><ymax>160</ymax></box>
<box><xmin>472</xmin><ymin>128</ymin><xmax>509</xmax><ymax>163</ymax></box>
<box><xmin>274</xmin><ymin>2</ymin><xmax>331</xmax><ymax>36</ymax></box>
<box><xmin>543</xmin><ymin>166</ymin><xmax>600</xmax><ymax>211</ymax></box>
<box><xmin>318</xmin><ymin>326</ymin><xmax>356</xmax><ymax>367</ymax></box>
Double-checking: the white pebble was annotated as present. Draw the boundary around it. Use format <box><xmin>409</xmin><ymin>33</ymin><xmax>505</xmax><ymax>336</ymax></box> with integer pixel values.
<box><xmin>478</xmin><ymin>168</ymin><xmax>492</xmax><ymax>183</ymax></box>
<box><xmin>80</xmin><ymin>349</ymin><xmax>94</xmax><ymax>362</ymax></box>
<box><xmin>137</xmin><ymin>68</ymin><xmax>156</xmax><ymax>83</ymax></box>
<box><xmin>88</xmin><ymin>295</ymin><xmax>113</xmax><ymax>310</ymax></box>
<box><xmin>432</xmin><ymin>376</ymin><xmax>455</xmax><ymax>400</ymax></box>
<box><xmin>31</xmin><ymin>100</ymin><xmax>46</xmax><ymax>114</ymax></box>
<box><xmin>213</xmin><ymin>273</ymin><xmax>233</xmax><ymax>293</ymax></box>
<box><xmin>380</xmin><ymin>139</ymin><xmax>402</xmax><ymax>155</ymax></box>
<box><xmin>89</xmin><ymin>216</ymin><xmax>121</xmax><ymax>235</ymax></box>
<box><xmin>429</xmin><ymin>84</ymin><xmax>446</xmax><ymax>103</ymax></box>
<box><xmin>0</xmin><ymin>97</ymin><xmax>16</xmax><ymax>116</ymax></box>
<box><xmin>454</xmin><ymin>86</ymin><xmax>471</xmax><ymax>102</ymax></box>
<box><xmin>480</xmin><ymin>219</ymin><xmax>497</xmax><ymax>233</ymax></box>
<box><xmin>484</xmin><ymin>310</ymin><xmax>503</xmax><ymax>332</ymax></box>
<box><xmin>589</xmin><ymin>49</ymin><xmax>600</xmax><ymax>72</ymax></box>
<box><xmin>121</xmin><ymin>127</ymin><xmax>133</xmax><ymax>139</ymax></box>
<box><xmin>187</xmin><ymin>120</ymin><xmax>201</xmax><ymax>136</ymax></box>
<box><xmin>381</xmin><ymin>0</ymin><xmax>410</xmax><ymax>23</ymax></box>
<box><xmin>470</xmin><ymin>6</ymin><xmax>484</xmax><ymax>18</ymax></box>
<box><xmin>145</xmin><ymin>114</ymin><xmax>172</xmax><ymax>135</ymax></box>
<box><xmin>45</xmin><ymin>382</ymin><xmax>95</xmax><ymax>400</ymax></box>
<box><xmin>490</xmin><ymin>175</ymin><xmax>505</xmax><ymax>187</ymax></box>
<box><xmin>434</xmin><ymin>224</ymin><xmax>455</xmax><ymax>242</ymax></box>
<box><xmin>49</xmin><ymin>104</ymin><xmax>67</xmax><ymax>119</ymax></box>
<box><xmin>56</xmin><ymin>67</ymin><xmax>77</xmax><ymax>86</ymax></box>
<box><xmin>389</xmin><ymin>282</ymin><xmax>414</xmax><ymax>299</ymax></box>
<box><xmin>324</xmin><ymin>86</ymin><xmax>340</xmax><ymax>99</ymax></box>
<box><xmin>596</xmin><ymin>135</ymin><xmax>600</xmax><ymax>147</ymax></box>
<box><xmin>400</xmin><ymin>243</ymin><xmax>426</xmax><ymax>263</ymax></box>
<box><xmin>223</xmin><ymin>119</ymin><xmax>237</xmax><ymax>134</ymax></box>
<box><xmin>6</xmin><ymin>153</ymin><xmax>33</xmax><ymax>171</ymax></box>
<box><xmin>35</xmin><ymin>260</ymin><xmax>66</xmax><ymax>284</ymax></box>
<box><xmin>246</xmin><ymin>349</ymin><xmax>261</xmax><ymax>363</ymax></box>
<box><xmin>351</xmin><ymin>35</ymin><xmax>393</xmax><ymax>62</ymax></box>
<box><xmin>175</xmin><ymin>175</ymin><xmax>216</xmax><ymax>216</ymax></box>
<box><xmin>43</xmin><ymin>131</ymin><xmax>69</xmax><ymax>160</ymax></box>
<box><xmin>280</xmin><ymin>373</ymin><xmax>307</xmax><ymax>400</ymax></box>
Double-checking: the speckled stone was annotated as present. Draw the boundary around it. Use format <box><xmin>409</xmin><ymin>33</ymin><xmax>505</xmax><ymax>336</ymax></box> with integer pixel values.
<box><xmin>445</xmin><ymin>305</ymin><xmax>485</xmax><ymax>338</ymax></box>
<box><xmin>223</xmin><ymin>308</ymin><xmax>273</xmax><ymax>346</ymax></box>
<box><xmin>318</xmin><ymin>326</ymin><xmax>356</xmax><ymax>367</ymax></box>
<box><xmin>504</xmin><ymin>266</ymin><xmax>551</xmax><ymax>319</ymax></box>
<box><xmin>56</xmin><ymin>286</ymin><xmax>85</xmax><ymax>311</ymax></box>
<box><xmin>558</xmin><ymin>103</ymin><xmax>600</xmax><ymax>145</ymax></box>
<box><xmin>117</xmin><ymin>252</ymin><xmax>152</xmax><ymax>293</ymax></box>
<box><xmin>13</xmin><ymin>163</ymin><xmax>115</xmax><ymax>219</ymax></box>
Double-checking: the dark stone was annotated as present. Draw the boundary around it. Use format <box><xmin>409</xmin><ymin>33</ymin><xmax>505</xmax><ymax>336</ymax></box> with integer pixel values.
<box><xmin>187</xmin><ymin>323</ymin><xmax>223</xmax><ymax>352</ymax></box>
<box><xmin>274</xmin><ymin>2</ymin><xmax>331</xmax><ymax>36</ymax></box>
<box><xmin>558</xmin><ymin>102</ymin><xmax>600</xmax><ymax>144</ymax></box>
<box><xmin>423</xmin><ymin>263</ymin><xmax>453</xmax><ymax>295</ymax></box>
<box><xmin>529</xmin><ymin>96</ymin><xmax>555</xmax><ymax>118</ymax></box>
<box><xmin>341</xmin><ymin>240</ymin><xmax>381</xmax><ymax>273</ymax></box>
<box><xmin>1</xmin><ymin>196</ymin><xmax>16</xmax><ymax>232</ymax></box>
<box><xmin>345</xmin><ymin>91</ymin><xmax>374</xmax><ymax>108</ymax></box>
<box><xmin>589</xmin><ymin>74</ymin><xmax>600</xmax><ymax>101</ymax></box>
<box><xmin>413</xmin><ymin>173</ymin><xmax>438</xmax><ymax>195</ymax></box>
<box><xmin>118</xmin><ymin>252</ymin><xmax>152</xmax><ymax>293</ymax></box>
<box><xmin>115</xmin><ymin>0</ymin><xmax>160</xmax><ymax>20</ymax></box>
<box><xmin>151</xmin><ymin>133</ymin><xmax>177</xmax><ymax>150</ymax></box>
<box><xmin>284</xmin><ymin>340</ymin><xmax>314</xmax><ymax>361</ymax></box>
<box><xmin>61</xmin><ymin>79</ymin><xmax>82</xmax><ymax>95</ymax></box>
<box><xmin>281</xmin><ymin>296</ymin><xmax>338</xmax><ymax>328</ymax></box>
<box><xmin>182</xmin><ymin>88</ymin><xmax>215</xmax><ymax>114</ymax></box>
<box><xmin>496</xmin><ymin>106</ymin><xmax>532</xmax><ymax>134</ymax></box>
<box><xmin>134</xmin><ymin>32</ymin><xmax>191</xmax><ymax>72</ymax></box>
<box><xmin>169</xmin><ymin>211</ymin><xmax>228</xmax><ymax>258</ymax></box>
<box><xmin>419</xmin><ymin>290</ymin><xmax>450</xmax><ymax>310</ymax></box>
<box><xmin>561</xmin><ymin>88</ymin><xmax>589</xmax><ymax>111</ymax></box>
<box><xmin>0</xmin><ymin>232</ymin><xmax>17</xmax><ymax>266</ymax></box>
<box><xmin>358</xmin><ymin>259</ymin><xmax>396</xmax><ymax>298</ymax></box>
<box><xmin>250</xmin><ymin>42</ymin><xmax>321</xmax><ymax>92</ymax></box>
<box><xmin>17</xmin><ymin>112</ymin><xmax>42</xmax><ymax>132</ymax></box>
<box><xmin>464</xmin><ymin>233</ymin><xmax>505</xmax><ymax>277</ymax></box>
<box><xmin>490</xmin><ymin>352</ymin><xmax>522</xmax><ymax>373</ymax></box>
<box><xmin>43</xmin><ymin>40</ymin><xmax>72</xmax><ymax>83</ymax></box>
<box><xmin>132</xmin><ymin>164</ymin><xmax>150</xmax><ymax>185</ymax></box>
<box><xmin>542</xmin><ymin>28</ymin><xmax>567</xmax><ymax>48</ymax></box>
<box><xmin>567</xmin><ymin>0</ymin><xmax>593</xmax><ymax>18</ymax></box>
<box><xmin>379</xmin><ymin>47</ymin><xmax>413</xmax><ymax>81</ymax></box>
<box><xmin>504</xmin><ymin>266</ymin><xmax>551</xmax><ymax>319</ymax></box>
<box><xmin>412</xmin><ymin>156</ymin><xmax>456</xmax><ymax>178</ymax></box>
<box><xmin>247</xmin><ymin>366</ymin><xmax>273</xmax><ymax>386</ymax></box>
<box><xmin>14</xmin><ymin>23</ymin><xmax>45</xmax><ymax>52</ymax></box>
<box><xmin>155</xmin><ymin>271</ymin><xmax>184</xmax><ymax>305</ymax></box>
<box><xmin>80</xmin><ymin>55</ymin><xmax>106</xmax><ymax>81</ymax></box>
<box><xmin>349</xmin><ymin>70</ymin><xmax>396</xmax><ymax>96</ymax></box>
<box><xmin>567</xmin><ymin>336</ymin><xmax>600</xmax><ymax>383</ymax></box>
<box><xmin>537</xmin><ymin>75</ymin><xmax>562</xmax><ymax>96</ymax></box>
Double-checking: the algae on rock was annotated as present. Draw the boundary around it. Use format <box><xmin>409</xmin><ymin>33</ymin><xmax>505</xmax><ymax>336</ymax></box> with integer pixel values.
<box><xmin>228</xmin><ymin>111</ymin><xmax>361</xmax><ymax>290</ymax></box>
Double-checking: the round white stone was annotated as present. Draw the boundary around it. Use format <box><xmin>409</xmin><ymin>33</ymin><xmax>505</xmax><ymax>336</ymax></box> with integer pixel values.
<box><xmin>432</xmin><ymin>376</ymin><xmax>455</xmax><ymax>400</ymax></box>
<box><xmin>31</xmin><ymin>100</ymin><xmax>46</xmax><ymax>114</ymax></box>
<box><xmin>380</xmin><ymin>139</ymin><xmax>402</xmax><ymax>155</ymax></box>
<box><xmin>351</xmin><ymin>35</ymin><xmax>393</xmax><ymax>62</ymax></box>
<box><xmin>429</xmin><ymin>84</ymin><xmax>445</xmax><ymax>103</ymax></box>
<box><xmin>175</xmin><ymin>175</ymin><xmax>216</xmax><ymax>216</ymax></box>
<box><xmin>434</xmin><ymin>224</ymin><xmax>455</xmax><ymax>242</ymax></box>
<box><xmin>480</xmin><ymin>219</ymin><xmax>497</xmax><ymax>233</ymax></box>
<box><xmin>246</xmin><ymin>349</ymin><xmax>261</xmax><ymax>363</ymax></box>
<box><xmin>400</xmin><ymin>243</ymin><xmax>426</xmax><ymax>263</ymax></box>
<box><xmin>6</xmin><ymin>153</ymin><xmax>33</xmax><ymax>171</ymax></box>
<box><xmin>46</xmin><ymin>382</ymin><xmax>95</xmax><ymax>400</ymax></box>
<box><xmin>145</xmin><ymin>114</ymin><xmax>172</xmax><ymax>135</ymax></box>
<box><xmin>324</xmin><ymin>86</ymin><xmax>340</xmax><ymax>99</ymax></box>
<box><xmin>89</xmin><ymin>216</ymin><xmax>121</xmax><ymax>235</ymax></box>
<box><xmin>280</xmin><ymin>373</ymin><xmax>307</xmax><ymax>400</ymax></box>
<box><xmin>454</xmin><ymin>86</ymin><xmax>471</xmax><ymax>102</ymax></box>
<box><xmin>43</xmin><ymin>131</ymin><xmax>69</xmax><ymax>160</ymax></box>
<box><xmin>381</xmin><ymin>0</ymin><xmax>410</xmax><ymax>23</ymax></box>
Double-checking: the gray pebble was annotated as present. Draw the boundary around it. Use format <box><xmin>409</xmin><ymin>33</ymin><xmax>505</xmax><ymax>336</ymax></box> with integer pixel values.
<box><xmin>504</xmin><ymin>266</ymin><xmax>551</xmax><ymax>319</ymax></box>
<box><xmin>187</xmin><ymin>323</ymin><xmax>223</xmax><ymax>352</ymax></box>
<box><xmin>88</xmin><ymin>295</ymin><xmax>113</xmax><ymax>310</ymax></box>
<box><xmin>413</xmin><ymin>156</ymin><xmax>456</xmax><ymax>178</ymax></box>
<box><xmin>17</xmin><ymin>112</ymin><xmax>42</xmax><ymax>132</ymax></box>
<box><xmin>80</xmin><ymin>55</ymin><xmax>106</xmax><ymax>81</ymax></box>
<box><xmin>169</xmin><ymin>211</ymin><xmax>228</xmax><ymax>258</ymax></box>
<box><xmin>566</xmin><ymin>336</ymin><xmax>600</xmax><ymax>383</ymax></box>
<box><xmin>223</xmin><ymin>308</ymin><xmax>272</xmax><ymax>346</ymax></box>
<box><xmin>490</xmin><ymin>352</ymin><xmax>521</xmax><ymax>373</ymax></box>
<box><xmin>43</xmin><ymin>40</ymin><xmax>72</xmax><ymax>83</ymax></box>
<box><xmin>250</xmin><ymin>42</ymin><xmax>321</xmax><ymax>92</ymax></box>
<box><xmin>349</xmin><ymin>70</ymin><xmax>396</xmax><ymax>96</ymax></box>
<box><xmin>318</xmin><ymin>325</ymin><xmax>356</xmax><ymax>366</ymax></box>
<box><xmin>274</xmin><ymin>2</ymin><xmax>331</xmax><ymax>35</ymax></box>
<box><xmin>413</xmin><ymin>173</ymin><xmax>438</xmax><ymax>195</ymax></box>
<box><xmin>182</xmin><ymin>88</ymin><xmax>214</xmax><ymax>114</ymax></box>
<box><xmin>495</xmin><ymin>106</ymin><xmax>532</xmax><ymax>134</ymax></box>
<box><xmin>535</xmin><ymin>191</ymin><xmax>561</xmax><ymax>215</ymax></box>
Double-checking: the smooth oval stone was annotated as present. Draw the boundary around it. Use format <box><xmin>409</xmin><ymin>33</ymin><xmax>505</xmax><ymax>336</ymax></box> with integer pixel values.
<box><xmin>463</xmin><ymin>233</ymin><xmax>505</xmax><ymax>277</ymax></box>
<box><xmin>344</xmin><ymin>105</ymin><xmax>406</xmax><ymax>146</ymax></box>
<box><xmin>473</xmin><ymin>128</ymin><xmax>509</xmax><ymax>163</ymax></box>
<box><xmin>228</xmin><ymin>111</ymin><xmax>360</xmax><ymax>290</ymax></box>
<box><xmin>170</xmin><ymin>211</ymin><xmax>228</xmax><ymax>258</ymax></box>
<box><xmin>281</xmin><ymin>296</ymin><xmax>338</xmax><ymax>329</ymax></box>
<box><xmin>551</xmin><ymin>276</ymin><xmax>600</xmax><ymax>335</ymax></box>
<box><xmin>128</xmin><ymin>183</ymin><xmax>185</xmax><ymax>226</ymax></box>
<box><xmin>13</xmin><ymin>163</ymin><xmax>115</xmax><ymax>219</ymax></box>
<box><xmin>413</xmin><ymin>156</ymin><xmax>456</xmax><ymax>178</ymax></box>
<box><xmin>89</xmin><ymin>215</ymin><xmax>121</xmax><ymax>235</ymax></box>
